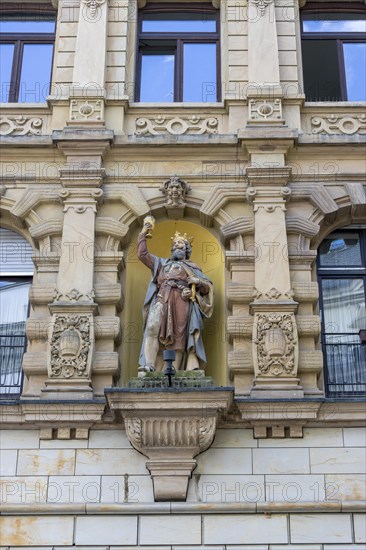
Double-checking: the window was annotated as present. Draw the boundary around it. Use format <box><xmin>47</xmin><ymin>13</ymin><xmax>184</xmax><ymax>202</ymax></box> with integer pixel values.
<box><xmin>0</xmin><ymin>228</ymin><xmax>34</xmax><ymax>398</ymax></box>
<box><xmin>0</xmin><ymin>7</ymin><xmax>56</xmax><ymax>103</ymax></box>
<box><xmin>301</xmin><ymin>7</ymin><xmax>366</xmax><ymax>101</ymax></box>
<box><xmin>136</xmin><ymin>5</ymin><xmax>220</xmax><ymax>102</ymax></box>
<box><xmin>318</xmin><ymin>229</ymin><xmax>366</xmax><ymax>397</ymax></box>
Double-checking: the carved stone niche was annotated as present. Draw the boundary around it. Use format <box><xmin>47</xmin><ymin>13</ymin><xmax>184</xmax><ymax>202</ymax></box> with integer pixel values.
<box><xmin>105</xmin><ymin>388</ymin><xmax>234</xmax><ymax>501</ymax></box>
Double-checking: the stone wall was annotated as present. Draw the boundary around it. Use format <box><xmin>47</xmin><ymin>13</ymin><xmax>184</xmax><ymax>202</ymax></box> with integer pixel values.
<box><xmin>1</xmin><ymin>427</ymin><xmax>365</xmax><ymax>547</ymax></box>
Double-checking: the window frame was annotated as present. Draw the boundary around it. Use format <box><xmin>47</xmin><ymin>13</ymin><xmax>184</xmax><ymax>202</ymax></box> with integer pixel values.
<box><xmin>0</xmin><ymin>276</ymin><xmax>32</xmax><ymax>399</ymax></box>
<box><xmin>300</xmin><ymin>4</ymin><xmax>366</xmax><ymax>101</ymax></box>
<box><xmin>317</xmin><ymin>229</ymin><xmax>366</xmax><ymax>398</ymax></box>
<box><xmin>0</xmin><ymin>3</ymin><xmax>56</xmax><ymax>103</ymax></box>
<box><xmin>136</xmin><ymin>3</ymin><xmax>221</xmax><ymax>103</ymax></box>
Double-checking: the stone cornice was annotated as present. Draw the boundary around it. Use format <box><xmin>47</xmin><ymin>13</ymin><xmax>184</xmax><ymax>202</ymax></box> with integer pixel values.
<box><xmin>1</xmin><ymin>500</ymin><xmax>365</xmax><ymax>515</ymax></box>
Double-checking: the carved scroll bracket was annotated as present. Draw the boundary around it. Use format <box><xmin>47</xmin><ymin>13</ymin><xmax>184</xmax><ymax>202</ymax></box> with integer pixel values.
<box><xmin>105</xmin><ymin>388</ymin><xmax>234</xmax><ymax>501</ymax></box>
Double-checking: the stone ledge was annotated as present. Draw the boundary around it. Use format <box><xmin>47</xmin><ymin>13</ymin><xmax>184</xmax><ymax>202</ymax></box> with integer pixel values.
<box><xmin>1</xmin><ymin>501</ymin><xmax>365</xmax><ymax>515</ymax></box>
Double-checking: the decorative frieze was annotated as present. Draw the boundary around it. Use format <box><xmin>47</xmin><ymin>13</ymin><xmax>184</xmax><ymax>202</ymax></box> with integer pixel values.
<box><xmin>135</xmin><ymin>116</ymin><xmax>219</xmax><ymax>136</ymax></box>
<box><xmin>0</xmin><ymin>116</ymin><xmax>44</xmax><ymax>136</ymax></box>
<box><xmin>53</xmin><ymin>289</ymin><xmax>95</xmax><ymax>303</ymax></box>
<box><xmin>311</xmin><ymin>115</ymin><xmax>366</xmax><ymax>135</ymax></box>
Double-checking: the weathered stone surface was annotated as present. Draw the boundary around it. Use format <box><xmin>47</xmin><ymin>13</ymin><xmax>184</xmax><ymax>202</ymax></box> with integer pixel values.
<box><xmin>0</xmin><ymin>516</ymin><xmax>74</xmax><ymax>546</ymax></box>
<box><xmin>310</xmin><ymin>448</ymin><xmax>366</xmax><ymax>474</ymax></box>
<box><xmin>75</xmin><ymin>449</ymin><xmax>147</xmax><ymax>475</ymax></box>
<box><xmin>253</xmin><ymin>448</ymin><xmax>310</xmax><ymax>474</ymax></box>
<box><xmin>290</xmin><ymin>514</ymin><xmax>353</xmax><ymax>543</ymax></box>
<box><xmin>17</xmin><ymin>450</ymin><xmax>75</xmax><ymax>476</ymax></box>
<box><xmin>75</xmin><ymin>516</ymin><xmax>138</xmax><ymax>545</ymax></box>
<box><xmin>139</xmin><ymin>516</ymin><xmax>201</xmax><ymax>545</ymax></box>
<box><xmin>203</xmin><ymin>514</ymin><xmax>288</xmax><ymax>544</ymax></box>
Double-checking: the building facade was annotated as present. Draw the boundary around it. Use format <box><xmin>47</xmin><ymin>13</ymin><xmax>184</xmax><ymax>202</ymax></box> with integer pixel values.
<box><xmin>0</xmin><ymin>0</ymin><xmax>365</xmax><ymax>547</ymax></box>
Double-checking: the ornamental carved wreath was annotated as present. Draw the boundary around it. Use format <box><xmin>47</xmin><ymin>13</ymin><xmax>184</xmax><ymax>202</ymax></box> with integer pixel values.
<box><xmin>254</xmin><ymin>313</ymin><xmax>297</xmax><ymax>377</ymax></box>
<box><xmin>50</xmin><ymin>315</ymin><xmax>92</xmax><ymax>378</ymax></box>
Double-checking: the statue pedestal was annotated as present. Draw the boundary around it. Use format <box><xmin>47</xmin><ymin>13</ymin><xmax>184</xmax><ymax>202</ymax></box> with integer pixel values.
<box><xmin>105</xmin><ymin>387</ymin><xmax>234</xmax><ymax>501</ymax></box>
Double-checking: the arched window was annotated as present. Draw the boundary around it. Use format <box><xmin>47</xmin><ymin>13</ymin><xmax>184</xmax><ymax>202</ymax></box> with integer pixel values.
<box><xmin>0</xmin><ymin>228</ymin><xmax>34</xmax><ymax>397</ymax></box>
<box><xmin>318</xmin><ymin>228</ymin><xmax>366</xmax><ymax>397</ymax></box>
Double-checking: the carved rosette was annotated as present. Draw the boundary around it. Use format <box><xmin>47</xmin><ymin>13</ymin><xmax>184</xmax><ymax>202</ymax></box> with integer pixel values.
<box><xmin>253</xmin><ymin>312</ymin><xmax>298</xmax><ymax>378</ymax></box>
<box><xmin>48</xmin><ymin>314</ymin><xmax>94</xmax><ymax>379</ymax></box>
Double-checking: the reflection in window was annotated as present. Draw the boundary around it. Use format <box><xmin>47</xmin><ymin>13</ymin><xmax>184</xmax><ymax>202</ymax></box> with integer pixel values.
<box><xmin>0</xmin><ymin>11</ymin><xmax>55</xmax><ymax>103</ymax></box>
<box><xmin>301</xmin><ymin>11</ymin><xmax>366</xmax><ymax>101</ymax></box>
<box><xmin>0</xmin><ymin>280</ymin><xmax>30</xmax><ymax>396</ymax></box>
<box><xmin>137</xmin><ymin>6</ymin><xmax>220</xmax><ymax>102</ymax></box>
<box><xmin>318</xmin><ymin>229</ymin><xmax>366</xmax><ymax>397</ymax></box>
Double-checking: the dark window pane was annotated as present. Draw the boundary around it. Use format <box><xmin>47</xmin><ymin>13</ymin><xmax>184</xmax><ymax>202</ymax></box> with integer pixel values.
<box><xmin>319</xmin><ymin>232</ymin><xmax>362</xmax><ymax>267</ymax></box>
<box><xmin>140</xmin><ymin>53</ymin><xmax>174</xmax><ymax>102</ymax></box>
<box><xmin>18</xmin><ymin>43</ymin><xmax>53</xmax><ymax>102</ymax></box>
<box><xmin>344</xmin><ymin>43</ymin><xmax>366</xmax><ymax>101</ymax></box>
<box><xmin>0</xmin><ymin>20</ymin><xmax>55</xmax><ymax>33</ymax></box>
<box><xmin>302</xmin><ymin>39</ymin><xmax>341</xmax><ymax>101</ymax></box>
<box><xmin>321</xmin><ymin>279</ymin><xmax>365</xmax><ymax>334</ymax></box>
<box><xmin>142</xmin><ymin>12</ymin><xmax>216</xmax><ymax>33</ymax></box>
<box><xmin>0</xmin><ymin>43</ymin><xmax>14</xmax><ymax>102</ymax></box>
<box><xmin>183</xmin><ymin>43</ymin><xmax>217</xmax><ymax>102</ymax></box>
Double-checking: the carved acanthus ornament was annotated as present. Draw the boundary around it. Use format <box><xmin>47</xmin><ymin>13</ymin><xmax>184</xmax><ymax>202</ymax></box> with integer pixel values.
<box><xmin>135</xmin><ymin>116</ymin><xmax>219</xmax><ymax>136</ymax></box>
<box><xmin>249</xmin><ymin>0</ymin><xmax>273</xmax><ymax>16</ymax></box>
<box><xmin>82</xmin><ymin>0</ymin><xmax>106</xmax><ymax>18</ymax></box>
<box><xmin>0</xmin><ymin>116</ymin><xmax>44</xmax><ymax>136</ymax></box>
<box><xmin>311</xmin><ymin>115</ymin><xmax>366</xmax><ymax>135</ymax></box>
<box><xmin>253</xmin><ymin>312</ymin><xmax>298</xmax><ymax>377</ymax></box>
<box><xmin>49</xmin><ymin>314</ymin><xmax>94</xmax><ymax>379</ymax></box>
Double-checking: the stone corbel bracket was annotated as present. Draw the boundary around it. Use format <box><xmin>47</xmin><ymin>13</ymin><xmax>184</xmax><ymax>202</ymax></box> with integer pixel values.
<box><xmin>105</xmin><ymin>388</ymin><xmax>234</xmax><ymax>501</ymax></box>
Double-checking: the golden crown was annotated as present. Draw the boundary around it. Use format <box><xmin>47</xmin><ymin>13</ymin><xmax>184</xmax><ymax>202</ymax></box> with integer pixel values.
<box><xmin>171</xmin><ymin>231</ymin><xmax>194</xmax><ymax>247</ymax></box>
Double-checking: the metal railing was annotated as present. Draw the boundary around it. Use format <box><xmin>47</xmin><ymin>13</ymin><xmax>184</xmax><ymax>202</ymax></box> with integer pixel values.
<box><xmin>324</xmin><ymin>341</ymin><xmax>366</xmax><ymax>397</ymax></box>
<box><xmin>0</xmin><ymin>327</ymin><xmax>26</xmax><ymax>399</ymax></box>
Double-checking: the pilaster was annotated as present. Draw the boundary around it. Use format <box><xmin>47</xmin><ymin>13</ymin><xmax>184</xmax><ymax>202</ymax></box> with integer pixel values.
<box><xmin>246</xmin><ymin>166</ymin><xmax>303</xmax><ymax>398</ymax></box>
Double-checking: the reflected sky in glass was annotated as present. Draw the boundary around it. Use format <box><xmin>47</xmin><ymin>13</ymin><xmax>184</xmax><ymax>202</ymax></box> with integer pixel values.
<box><xmin>322</xmin><ymin>278</ymin><xmax>366</xmax><ymax>334</ymax></box>
<box><xmin>142</xmin><ymin>13</ymin><xmax>216</xmax><ymax>33</ymax></box>
<box><xmin>303</xmin><ymin>18</ymin><xmax>366</xmax><ymax>33</ymax></box>
<box><xmin>183</xmin><ymin>43</ymin><xmax>216</xmax><ymax>102</ymax></box>
<box><xmin>140</xmin><ymin>54</ymin><xmax>174</xmax><ymax>102</ymax></box>
<box><xmin>0</xmin><ymin>20</ymin><xmax>55</xmax><ymax>33</ymax></box>
<box><xmin>18</xmin><ymin>44</ymin><xmax>53</xmax><ymax>102</ymax></box>
<box><xmin>0</xmin><ymin>44</ymin><xmax>14</xmax><ymax>101</ymax></box>
<box><xmin>344</xmin><ymin>43</ymin><xmax>366</xmax><ymax>101</ymax></box>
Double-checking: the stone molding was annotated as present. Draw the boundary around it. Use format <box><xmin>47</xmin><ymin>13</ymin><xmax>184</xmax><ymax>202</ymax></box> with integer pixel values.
<box><xmin>105</xmin><ymin>388</ymin><xmax>234</xmax><ymax>501</ymax></box>
<box><xmin>200</xmin><ymin>185</ymin><xmax>247</xmax><ymax>226</ymax></box>
<box><xmin>103</xmin><ymin>184</ymin><xmax>150</xmax><ymax>219</ymax></box>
